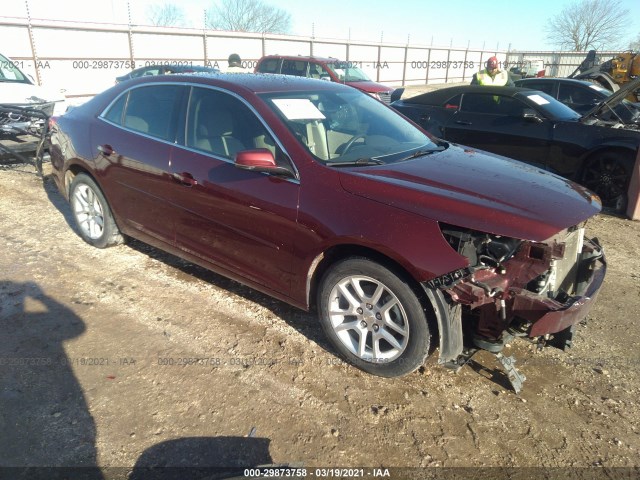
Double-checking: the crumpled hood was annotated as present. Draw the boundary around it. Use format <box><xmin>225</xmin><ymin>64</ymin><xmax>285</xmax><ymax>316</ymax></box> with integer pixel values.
<box><xmin>339</xmin><ymin>144</ymin><xmax>601</xmax><ymax>241</ymax></box>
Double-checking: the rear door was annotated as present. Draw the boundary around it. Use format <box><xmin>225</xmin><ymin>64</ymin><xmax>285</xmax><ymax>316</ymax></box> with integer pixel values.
<box><xmin>93</xmin><ymin>83</ymin><xmax>186</xmax><ymax>244</ymax></box>
<box><xmin>443</xmin><ymin>92</ymin><xmax>552</xmax><ymax>169</ymax></box>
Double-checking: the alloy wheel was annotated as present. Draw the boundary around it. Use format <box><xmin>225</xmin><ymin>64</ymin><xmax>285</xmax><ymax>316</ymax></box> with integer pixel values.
<box><xmin>327</xmin><ymin>275</ymin><xmax>409</xmax><ymax>362</ymax></box>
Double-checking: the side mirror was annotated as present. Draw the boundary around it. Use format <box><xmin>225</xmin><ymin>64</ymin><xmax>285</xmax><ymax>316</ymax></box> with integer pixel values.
<box><xmin>235</xmin><ymin>149</ymin><xmax>293</xmax><ymax>177</ymax></box>
<box><xmin>523</xmin><ymin>108</ymin><xmax>543</xmax><ymax>123</ymax></box>
<box><xmin>390</xmin><ymin>88</ymin><xmax>405</xmax><ymax>103</ymax></box>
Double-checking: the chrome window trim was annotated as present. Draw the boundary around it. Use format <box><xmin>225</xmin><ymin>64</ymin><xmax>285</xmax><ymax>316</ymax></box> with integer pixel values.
<box><xmin>98</xmin><ymin>81</ymin><xmax>300</xmax><ymax>182</ymax></box>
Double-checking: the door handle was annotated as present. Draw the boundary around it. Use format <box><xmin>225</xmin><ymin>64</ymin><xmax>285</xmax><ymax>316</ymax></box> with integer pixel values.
<box><xmin>172</xmin><ymin>172</ymin><xmax>198</xmax><ymax>187</ymax></box>
<box><xmin>97</xmin><ymin>144</ymin><xmax>114</xmax><ymax>156</ymax></box>
<box><xmin>419</xmin><ymin>114</ymin><xmax>430</xmax><ymax>123</ymax></box>
<box><xmin>454</xmin><ymin>120</ymin><xmax>472</xmax><ymax>125</ymax></box>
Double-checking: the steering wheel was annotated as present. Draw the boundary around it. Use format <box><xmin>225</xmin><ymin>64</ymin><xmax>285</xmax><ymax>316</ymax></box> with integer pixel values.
<box><xmin>341</xmin><ymin>134</ymin><xmax>366</xmax><ymax>154</ymax></box>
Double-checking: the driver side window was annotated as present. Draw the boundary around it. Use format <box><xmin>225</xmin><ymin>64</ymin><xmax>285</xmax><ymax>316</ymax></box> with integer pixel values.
<box><xmin>461</xmin><ymin>93</ymin><xmax>525</xmax><ymax>116</ymax></box>
<box><xmin>184</xmin><ymin>87</ymin><xmax>291</xmax><ymax>167</ymax></box>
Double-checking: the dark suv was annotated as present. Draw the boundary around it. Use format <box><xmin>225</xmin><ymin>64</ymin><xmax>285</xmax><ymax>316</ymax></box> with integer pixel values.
<box><xmin>255</xmin><ymin>55</ymin><xmax>399</xmax><ymax>104</ymax></box>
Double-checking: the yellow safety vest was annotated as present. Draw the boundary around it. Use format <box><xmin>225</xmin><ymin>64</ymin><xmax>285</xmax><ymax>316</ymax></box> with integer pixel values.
<box><xmin>476</xmin><ymin>69</ymin><xmax>510</xmax><ymax>86</ymax></box>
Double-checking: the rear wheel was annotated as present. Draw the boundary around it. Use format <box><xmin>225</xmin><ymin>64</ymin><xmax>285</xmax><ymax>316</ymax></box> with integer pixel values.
<box><xmin>69</xmin><ymin>173</ymin><xmax>122</xmax><ymax>248</ymax></box>
<box><xmin>317</xmin><ymin>258</ymin><xmax>431</xmax><ymax>377</ymax></box>
<box><xmin>581</xmin><ymin>151</ymin><xmax>634</xmax><ymax>213</ymax></box>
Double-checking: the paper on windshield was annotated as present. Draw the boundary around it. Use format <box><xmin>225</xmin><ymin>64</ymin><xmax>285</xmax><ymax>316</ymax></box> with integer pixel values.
<box><xmin>526</xmin><ymin>94</ymin><xmax>550</xmax><ymax>105</ymax></box>
<box><xmin>272</xmin><ymin>99</ymin><xmax>326</xmax><ymax>120</ymax></box>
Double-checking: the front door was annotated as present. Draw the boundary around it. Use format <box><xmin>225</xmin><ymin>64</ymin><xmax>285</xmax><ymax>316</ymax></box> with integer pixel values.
<box><xmin>168</xmin><ymin>87</ymin><xmax>300</xmax><ymax>295</ymax></box>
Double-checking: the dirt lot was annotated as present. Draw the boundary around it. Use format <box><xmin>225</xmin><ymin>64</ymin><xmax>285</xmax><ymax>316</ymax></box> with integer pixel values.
<box><xmin>1</xmin><ymin>162</ymin><xmax>640</xmax><ymax>478</ymax></box>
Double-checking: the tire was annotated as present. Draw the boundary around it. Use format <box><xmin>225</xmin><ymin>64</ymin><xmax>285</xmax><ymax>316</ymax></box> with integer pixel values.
<box><xmin>581</xmin><ymin>151</ymin><xmax>634</xmax><ymax>214</ymax></box>
<box><xmin>69</xmin><ymin>173</ymin><xmax>123</xmax><ymax>248</ymax></box>
<box><xmin>317</xmin><ymin>258</ymin><xmax>431</xmax><ymax>377</ymax></box>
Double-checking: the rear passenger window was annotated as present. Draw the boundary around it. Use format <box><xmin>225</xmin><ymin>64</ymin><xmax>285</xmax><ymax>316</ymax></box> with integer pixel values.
<box><xmin>121</xmin><ymin>85</ymin><xmax>183</xmax><ymax>141</ymax></box>
<box><xmin>442</xmin><ymin>94</ymin><xmax>462</xmax><ymax>110</ymax></box>
<box><xmin>103</xmin><ymin>93</ymin><xmax>127</xmax><ymax>125</ymax></box>
<box><xmin>257</xmin><ymin>58</ymin><xmax>280</xmax><ymax>73</ymax></box>
<box><xmin>281</xmin><ymin>60</ymin><xmax>308</xmax><ymax>77</ymax></box>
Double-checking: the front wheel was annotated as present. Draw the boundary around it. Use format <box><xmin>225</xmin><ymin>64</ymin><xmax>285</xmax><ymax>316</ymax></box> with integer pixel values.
<box><xmin>69</xmin><ymin>173</ymin><xmax>123</xmax><ymax>248</ymax></box>
<box><xmin>317</xmin><ymin>258</ymin><xmax>431</xmax><ymax>377</ymax></box>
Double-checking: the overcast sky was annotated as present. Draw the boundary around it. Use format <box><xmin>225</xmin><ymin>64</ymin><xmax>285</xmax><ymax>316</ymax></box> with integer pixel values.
<box><xmin>2</xmin><ymin>0</ymin><xmax>639</xmax><ymax>51</ymax></box>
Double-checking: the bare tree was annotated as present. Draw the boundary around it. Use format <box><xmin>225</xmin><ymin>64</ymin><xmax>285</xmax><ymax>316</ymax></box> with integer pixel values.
<box><xmin>147</xmin><ymin>3</ymin><xmax>187</xmax><ymax>27</ymax></box>
<box><xmin>546</xmin><ymin>0</ymin><xmax>630</xmax><ymax>51</ymax></box>
<box><xmin>206</xmin><ymin>0</ymin><xmax>291</xmax><ymax>34</ymax></box>
<box><xmin>630</xmin><ymin>33</ymin><xmax>640</xmax><ymax>51</ymax></box>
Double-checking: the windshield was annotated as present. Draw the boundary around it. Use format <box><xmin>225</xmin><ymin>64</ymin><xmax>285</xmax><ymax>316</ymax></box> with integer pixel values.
<box><xmin>326</xmin><ymin>62</ymin><xmax>371</xmax><ymax>82</ymax></box>
<box><xmin>261</xmin><ymin>89</ymin><xmax>438</xmax><ymax>165</ymax></box>
<box><xmin>0</xmin><ymin>54</ymin><xmax>30</xmax><ymax>84</ymax></box>
<box><xmin>518</xmin><ymin>91</ymin><xmax>581</xmax><ymax>121</ymax></box>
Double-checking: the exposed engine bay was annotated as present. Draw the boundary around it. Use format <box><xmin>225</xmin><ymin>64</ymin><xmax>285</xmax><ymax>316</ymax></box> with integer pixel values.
<box><xmin>425</xmin><ymin>223</ymin><xmax>606</xmax><ymax>391</ymax></box>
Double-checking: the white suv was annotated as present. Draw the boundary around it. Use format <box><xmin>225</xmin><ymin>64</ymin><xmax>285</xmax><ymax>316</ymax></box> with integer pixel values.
<box><xmin>0</xmin><ymin>52</ymin><xmax>66</xmax><ymax>116</ymax></box>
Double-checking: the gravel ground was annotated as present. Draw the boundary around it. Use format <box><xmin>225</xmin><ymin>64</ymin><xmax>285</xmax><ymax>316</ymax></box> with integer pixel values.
<box><xmin>1</xmin><ymin>162</ymin><xmax>639</xmax><ymax>479</ymax></box>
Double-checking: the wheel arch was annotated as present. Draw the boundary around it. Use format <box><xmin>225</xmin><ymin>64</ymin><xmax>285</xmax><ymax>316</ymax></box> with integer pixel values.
<box><xmin>306</xmin><ymin>244</ymin><xmax>441</xmax><ymax>346</ymax></box>
<box><xmin>579</xmin><ymin>146</ymin><xmax>637</xmax><ymax>212</ymax></box>
<box><xmin>580</xmin><ymin>146</ymin><xmax>637</xmax><ymax>176</ymax></box>
<box><xmin>63</xmin><ymin>162</ymin><xmax>98</xmax><ymax>200</ymax></box>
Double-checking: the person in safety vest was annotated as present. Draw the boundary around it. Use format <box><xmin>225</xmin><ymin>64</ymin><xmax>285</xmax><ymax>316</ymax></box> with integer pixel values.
<box><xmin>471</xmin><ymin>56</ymin><xmax>514</xmax><ymax>86</ymax></box>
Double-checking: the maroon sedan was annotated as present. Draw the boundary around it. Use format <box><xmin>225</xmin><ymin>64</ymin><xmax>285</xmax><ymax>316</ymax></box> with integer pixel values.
<box><xmin>50</xmin><ymin>73</ymin><xmax>605</xmax><ymax>380</ymax></box>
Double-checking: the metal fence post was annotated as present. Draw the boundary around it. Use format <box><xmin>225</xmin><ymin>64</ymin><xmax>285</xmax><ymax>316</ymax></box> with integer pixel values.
<box><xmin>127</xmin><ymin>3</ymin><xmax>135</xmax><ymax>67</ymax></box>
<box><xmin>444</xmin><ymin>48</ymin><xmax>451</xmax><ymax>83</ymax></box>
<box><xmin>25</xmin><ymin>0</ymin><xmax>42</xmax><ymax>85</ymax></box>
<box><xmin>402</xmin><ymin>44</ymin><xmax>408</xmax><ymax>86</ymax></box>
<box><xmin>462</xmin><ymin>48</ymin><xmax>469</xmax><ymax>82</ymax></box>
<box><xmin>203</xmin><ymin>30</ymin><xmax>208</xmax><ymax>66</ymax></box>
<box><xmin>425</xmin><ymin>48</ymin><xmax>431</xmax><ymax>84</ymax></box>
<box><xmin>376</xmin><ymin>43</ymin><xmax>382</xmax><ymax>82</ymax></box>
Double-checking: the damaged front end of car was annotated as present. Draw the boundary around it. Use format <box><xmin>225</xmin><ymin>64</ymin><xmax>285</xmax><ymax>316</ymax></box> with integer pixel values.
<box><xmin>422</xmin><ymin>222</ymin><xmax>606</xmax><ymax>391</ymax></box>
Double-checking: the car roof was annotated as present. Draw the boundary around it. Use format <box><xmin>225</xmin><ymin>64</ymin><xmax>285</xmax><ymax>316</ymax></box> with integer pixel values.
<box><xmin>259</xmin><ymin>55</ymin><xmax>339</xmax><ymax>64</ymax></box>
<box><xmin>402</xmin><ymin>85</ymin><xmax>531</xmax><ymax>105</ymax></box>
<box><xmin>130</xmin><ymin>64</ymin><xmax>217</xmax><ymax>73</ymax></box>
<box><xmin>515</xmin><ymin>77</ymin><xmax>598</xmax><ymax>87</ymax></box>
<box><xmin>118</xmin><ymin>72</ymin><xmax>350</xmax><ymax>94</ymax></box>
